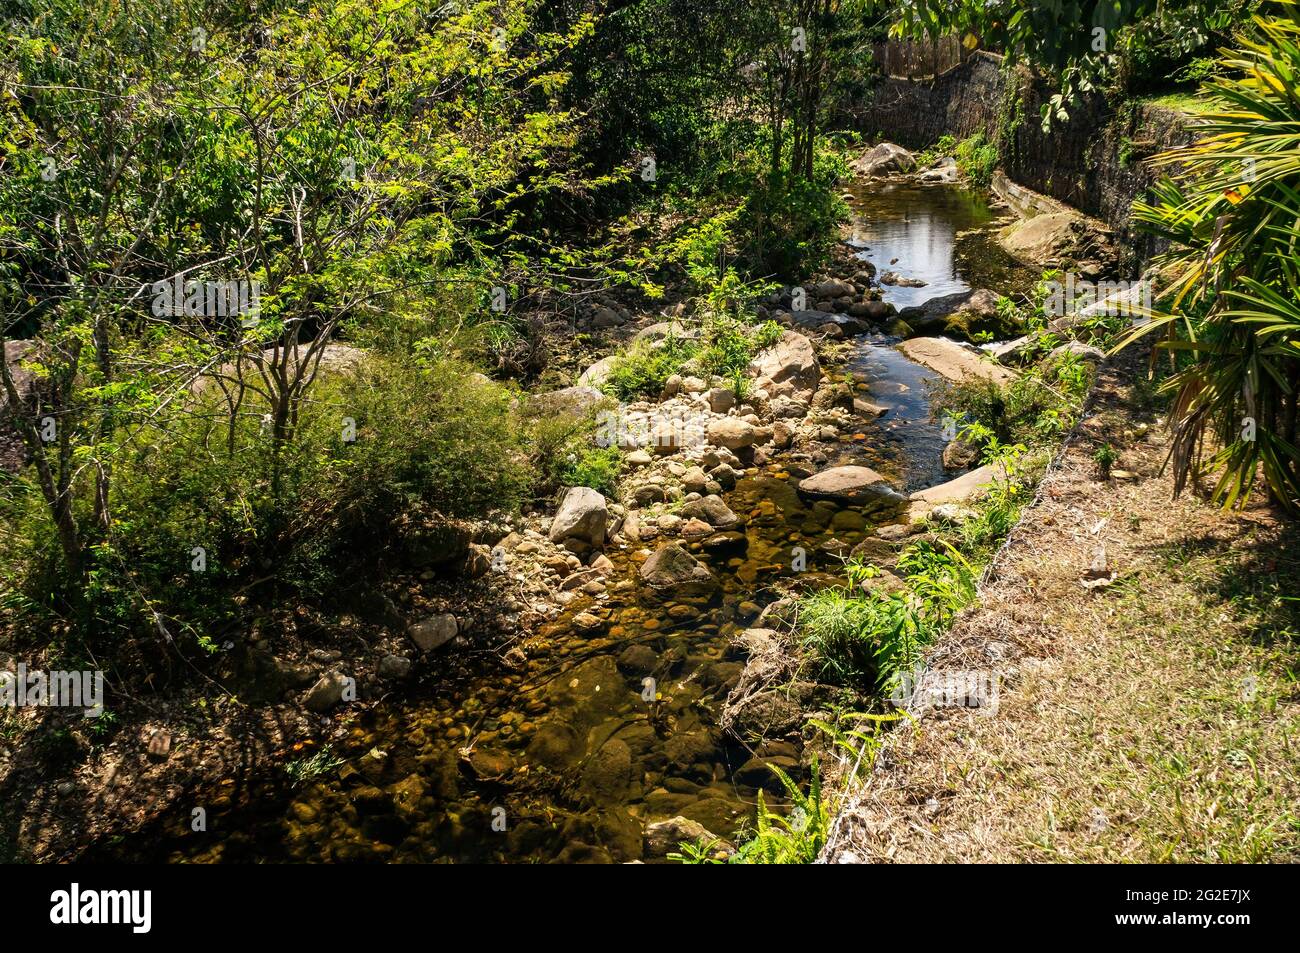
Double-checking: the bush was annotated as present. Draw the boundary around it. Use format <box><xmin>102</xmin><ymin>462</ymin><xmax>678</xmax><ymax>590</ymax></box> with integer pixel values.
<box><xmin>932</xmin><ymin>352</ymin><xmax>1093</xmax><ymax>452</ymax></box>
<box><xmin>602</xmin><ymin>334</ymin><xmax>699</xmax><ymax>400</ymax></box>
<box><xmin>796</xmin><ymin>541</ymin><xmax>977</xmax><ymax>694</ymax></box>
<box><xmin>740</xmin><ymin>148</ymin><xmax>849</xmax><ymax>279</ymax></box>
<box><xmin>554</xmin><ymin>444</ymin><xmax>624</xmax><ymax>497</ymax></box>
<box><xmin>955</xmin><ymin>133</ymin><xmax>999</xmax><ymax>189</ymax></box>
<box><xmin>0</xmin><ymin>349</ymin><xmax>532</xmax><ymax>656</ymax></box>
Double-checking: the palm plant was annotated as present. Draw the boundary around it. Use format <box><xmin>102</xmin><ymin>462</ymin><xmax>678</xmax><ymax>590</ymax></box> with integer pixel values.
<box><xmin>1120</xmin><ymin>3</ymin><xmax>1300</xmax><ymax>512</ymax></box>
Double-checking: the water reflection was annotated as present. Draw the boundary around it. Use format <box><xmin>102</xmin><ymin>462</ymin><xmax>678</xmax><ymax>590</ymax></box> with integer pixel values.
<box><xmin>844</xmin><ymin>181</ymin><xmax>1034</xmax><ymax>311</ymax></box>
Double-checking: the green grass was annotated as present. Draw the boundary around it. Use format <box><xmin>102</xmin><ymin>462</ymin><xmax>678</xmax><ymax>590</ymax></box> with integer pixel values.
<box><xmin>796</xmin><ymin>539</ymin><xmax>980</xmax><ymax>694</ymax></box>
<box><xmin>1140</xmin><ymin>92</ymin><xmax>1226</xmax><ymax>115</ymax></box>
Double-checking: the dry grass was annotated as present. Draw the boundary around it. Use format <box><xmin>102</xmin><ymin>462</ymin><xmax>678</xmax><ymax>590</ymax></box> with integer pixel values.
<box><xmin>823</xmin><ymin>361</ymin><xmax>1300</xmax><ymax>863</ymax></box>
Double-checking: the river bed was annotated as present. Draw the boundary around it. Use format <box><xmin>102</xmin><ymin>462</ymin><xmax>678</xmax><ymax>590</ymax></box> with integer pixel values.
<box><xmin>95</xmin><ymin>182</ymin><xmax>1033</xmax><ymax>864</ymax></box>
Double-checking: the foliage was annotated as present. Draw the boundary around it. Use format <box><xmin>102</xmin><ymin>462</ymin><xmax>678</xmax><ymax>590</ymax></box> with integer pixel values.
<box><xmin>602</xmin><ymin>334</ymin><xmax>699</xmax><ymax>401</ymax></box>
<box><xmin>931</xmin><ymin>350</ymin><xmax>1094</xmax><ymax>452</ymax></box>
<box><xmin>600</xmin><ymin>272</ymin><xmax>783</xmax><ymax>401</ymax></box>
<box><xmin>954</xmin><ymin>133</ymin><xmax>999</xmax><ymax>189</ymax></box>
<box><xmin>284</xmin><ymin>744</ymin><xmax>345</xmax><ymax>788</ymax></box>
<box><xmin>915</xmin><ymin>134</ymin><xmax>958</xmax><ymax>168</ymax></box>
<box><xmin>893</xmin><ymin>1</ymin><xmax>1256</xmax><ymax>125</ymax></box>
<box><xmin>731</xmin><ymin>757</ymin><xmax>830</xmax><ymax>864</ymax></box>
<box><xmin>808</xmin><ymin>709</ymin><xmax>907</xmax><ymax>781</ymax></box>
<box><xmin>797</xmin><ymin>539</ymin><xmax>978</xmax><ymax>692</ymax></box>
<box><xmin>0</xmin><ymin>0</ymin><xmax>594</xmax><ymax>639</ymax></box>
<box><xmin>554</xmin><ymin>444</ymin><xmax>624</xmax><ymax>498</ymax></box>
<box><xmin>1121</xmin><ymin>3</ymin><xmax>1300</xmax><ymax>511</ymax></box>
<box><xmin>1094</xmin><ymin>441</ymin><xmax>1119</xmax><ymax>478</ymax></box>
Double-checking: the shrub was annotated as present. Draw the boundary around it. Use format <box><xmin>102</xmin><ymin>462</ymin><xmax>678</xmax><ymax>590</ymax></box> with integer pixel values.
<box><xmin>1125</xmin><ymin>9</ymin><xmax>1300</xmax><ymax>511</ymax></box>
<box><xmin>955</xmin><ymin>132</ymin><xmax>999</xmax><ymax>189</ymax></box>
<box><xmin>796</xmin><ymin>541</ymin><xmax>977</xmax><ymax>694</ymax></box>
<box><xmin>1</xmin><ymin>349</ymin><xmax>532</xmax><ymax>656</ymax></box>
<box><xmin>554</xmin><ymin>444</ymin><xmax>624</xmax><ymax>497</ymax></box>
<box><xmin>602</xmin><ymin>334</ymin><xmax>699</xmax><ymax>400</ymax></box>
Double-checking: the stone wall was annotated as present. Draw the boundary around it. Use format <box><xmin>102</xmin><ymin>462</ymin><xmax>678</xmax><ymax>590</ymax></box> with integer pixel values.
<box><xmin>850</xmin><ymin>52</ymin><xmax>1197</xmax><ymax>265</ymax></box>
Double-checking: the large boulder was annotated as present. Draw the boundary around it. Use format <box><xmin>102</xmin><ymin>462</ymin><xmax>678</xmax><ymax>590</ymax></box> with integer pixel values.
<box><xmin>748</xmin><ymin>330</ymin><xmax>820</xmax><ymax>400</ymax></box>
<box><xmin>549</xmin><ymin>486</ymin><xmax>609</xmax><ymax>547</ymax></box>
<box><xmin>898</xmin><ymin>290</ymin><xmax>976</xmax><ymax>333</ymax></box>
<box><xmin>910</xmin><ymin>462</ymin><xmax>1008</xmax><ymax>505</ymax></box>
<box><xmin>851</xmin><ymin>142</ymin><xmax>917</xmax><ymax>177</ymax></box>
<box><xmin>706</xmin><ymin>418</ymin><xmax>758</xmax><ymax>450</ymax></box>
<box><xmin>942</xmin><ymin>289</ymin><xmax>1021</xmax><ymax>340</ymax></box>
<box><xmin>899</xmin><ymin>289</ymin><xmax>1017</xmax><ymax>341</ymax></box>
<box><xmin>848</xmin><ymin>299</ymin><xmax>896</xmax><ymax>322</ymax></box>
<box><xmin>798</xmin><ymin>466</ymin><xmax>907</xmax><ymax>509</ymax></box>
<box><xmin>1048</xmin><ymin>341</ymin><xmax>1108</xmax><ymax>366</ymax></box>
<box><xmin>639</xmin><ymin>543</ymin><xmax>716</xmax><ymax>592</ymax></box>
<box><xmin>984</xmin><ymin>334</ymin><xmax>1038</xmax><ymax>365</ymax></box>
<box><xmin>999</xmin><ymin>212</ymin><xmax>1081</xmax><ymax>261</ymax></box>
<box><xmin>578</xmin><ymin>355</ymin><xmax>618</xmax><ymax>388</ymax></box>
<box><xmin>998</xmin><ymin>211</ymin><xmax>1118</xmax><ymax>277</ymax></box>
<box><xmin>0</xmin><ymin>340</ymin><xmax>36</xmax><ymax>411</ymax></box>
<box><xmin>897</xmin><ymin>337</ymin><xmax>1019</xmax><ymax>386</ymax></box>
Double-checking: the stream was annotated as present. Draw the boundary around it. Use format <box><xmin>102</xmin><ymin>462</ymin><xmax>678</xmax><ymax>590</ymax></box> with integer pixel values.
<box><xmin>98</xmin><ymin>182</ymin><xmax>1032</xmax><ymax>864</ymax></box>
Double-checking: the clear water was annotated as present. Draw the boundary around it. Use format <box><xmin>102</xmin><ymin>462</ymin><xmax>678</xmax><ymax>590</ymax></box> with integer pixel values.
<box><xmin>844</xmin><ymin>180</ymin><xmax>1037</xmax><ymax>311</ymax></box>
<box><xmin>92</xmin><ymin>183</ymin><xmax>1033</xmax><ymax>864</ymax></box>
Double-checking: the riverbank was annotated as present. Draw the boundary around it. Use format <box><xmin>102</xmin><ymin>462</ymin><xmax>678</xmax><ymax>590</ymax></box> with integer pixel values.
<box><xmin>823</xmin><ymin>347</ymin><xmax>1300</xmax><ymax>862</ymax></box>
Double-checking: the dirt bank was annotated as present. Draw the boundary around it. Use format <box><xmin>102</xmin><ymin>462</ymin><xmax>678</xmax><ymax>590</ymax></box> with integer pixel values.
<box><xmin>822</xmin><ymin>350</ymin><xmax>1300</xmax><ymax>863</ymax></box>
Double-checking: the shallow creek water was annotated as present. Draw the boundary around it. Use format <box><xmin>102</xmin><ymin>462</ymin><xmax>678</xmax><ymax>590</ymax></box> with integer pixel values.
<box><xmin>102</xmin><ymin>183</ymin><xmax>1031</xmax><ymax>864</ymax></box>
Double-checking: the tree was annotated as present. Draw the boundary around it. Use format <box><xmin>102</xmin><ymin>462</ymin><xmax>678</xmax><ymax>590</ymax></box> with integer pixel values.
<box><xmin>1120</xmin><ymin>2</ymin><xmax>1300</xmax><ymax>511</ymax></box>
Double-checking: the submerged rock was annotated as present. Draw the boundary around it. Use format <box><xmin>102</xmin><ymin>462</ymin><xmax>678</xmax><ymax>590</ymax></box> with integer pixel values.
<box><xmin>639</xmin><ymin>543</ymin><xmax>716</xmax><ymax>592</ymax></box>
<box><xmin>526</xmin><ymin>722</ymin><xmax>584</xmax><ymax>770</ymax></box>
<box><xmin>679</xmin><ymin>494</ymin><xmax>738</xmax><ymax>529</ymax></box>
<box><xmin>580</xmin><ymin>738</ymin><xmax>633</xmax><ymax>805</ymax></box>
